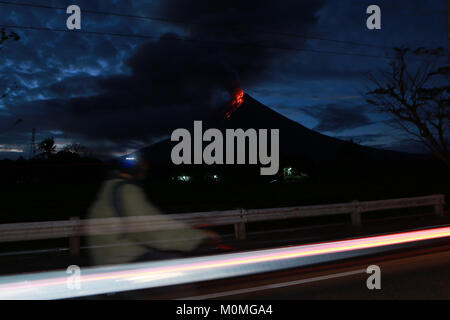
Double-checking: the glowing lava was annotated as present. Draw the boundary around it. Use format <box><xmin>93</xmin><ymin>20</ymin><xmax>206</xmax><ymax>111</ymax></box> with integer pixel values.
<box><xmin>225</xmin><ymin>88</ymin><xmax>244</xmax><ymax>119</ymax></box>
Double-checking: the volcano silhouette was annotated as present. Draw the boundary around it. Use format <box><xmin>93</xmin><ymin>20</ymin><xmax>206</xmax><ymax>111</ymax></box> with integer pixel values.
<box><xmin>137</xmin><ymin>93</ymin><xmax>406</xmax><ymax>167</ymax></box>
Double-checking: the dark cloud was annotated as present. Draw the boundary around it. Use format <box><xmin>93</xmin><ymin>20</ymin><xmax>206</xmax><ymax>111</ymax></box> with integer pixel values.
<box><xmin>4</xmin><ymin>0</ymin><xmax>327</xmax><ymax>154</ymax></box>
<box><xmin>331</xmin><ymin>133</ymin><xmax>431</xmax><ymax>155</ymax></box>
<box><xmin>92</xmin><ymin>0</ymin><xmax>327</xmax><ymax>109</ymax></box>
<box><xmin>334</xmin><ymin>133</ymin><xmax>386</xmax><ymax>145</ymax></box>
<box><xmin>373</xmin><ymin>139</ymin><xmax>430</xmax><ymax>155</ymax></box>
<box><xmin>299</xmin><ymin>104</ymin><xmax>373</xmax><ymax>132</ymax></box>
<box><xmin>1</xmin><ymin>0</ymin><xmax>447</xmax><ymax>158</ymax></box>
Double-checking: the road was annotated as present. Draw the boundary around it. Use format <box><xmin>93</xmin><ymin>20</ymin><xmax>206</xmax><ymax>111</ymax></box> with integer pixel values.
<box><xmin>2</xmin><ymin>213</ymin><xmax>450</xmax><ymax>299</ymax></box>
<box><xmin>201</xmin><ymin>247</ymin><xmax>450</xmax><ymax>300</ymax></box>
<box><xmin>103</xmin><ymin>236</ymin><xmax>450</xmax><ymax>300</ymax></box>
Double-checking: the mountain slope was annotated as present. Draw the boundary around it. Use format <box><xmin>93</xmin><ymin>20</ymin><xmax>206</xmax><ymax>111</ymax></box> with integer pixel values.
<box><xmin>138</xmin><ymin>93</ymin><xmax>413</xmax><ymax>165</ymax></box>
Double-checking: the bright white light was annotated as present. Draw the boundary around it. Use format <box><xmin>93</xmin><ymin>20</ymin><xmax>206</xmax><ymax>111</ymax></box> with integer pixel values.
<box><xmin>177</xmin><ymin>175</ymin><xmax>191</xmax><ymax>182</ymax></box>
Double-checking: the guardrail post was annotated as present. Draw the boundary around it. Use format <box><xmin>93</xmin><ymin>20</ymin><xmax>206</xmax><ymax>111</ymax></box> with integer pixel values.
<box><xmin>351</xmin><ymin>201</ymin><xmax>362</xmax><ymax>226</ymax></box>
<box><xmin>234</xmin><ymin>209</ymin><xmax>247</xmax><ymax>240</ymax></box>
<box><xmin>69</xmin><ymin>217</ymin><xmax>80</xmax><ymax>256</ymax></box>
<box><xmin>434</xmin><ymin>195</ymin><xmax>445</xmax><ymax>217</ymax></box>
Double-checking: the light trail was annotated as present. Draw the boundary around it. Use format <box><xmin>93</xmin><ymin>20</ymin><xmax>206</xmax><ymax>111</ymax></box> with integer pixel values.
<box><xmin>1</xmin><ymin>225</ymin><xmax>450</xmax><ymax>299</ymax></box>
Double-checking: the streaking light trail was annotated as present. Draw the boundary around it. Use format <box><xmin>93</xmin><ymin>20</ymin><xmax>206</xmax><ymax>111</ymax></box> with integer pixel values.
<box><xmin>1</xmin><ymin>225</ymin><xmax>450</xmax><ymax>299</ymax></box>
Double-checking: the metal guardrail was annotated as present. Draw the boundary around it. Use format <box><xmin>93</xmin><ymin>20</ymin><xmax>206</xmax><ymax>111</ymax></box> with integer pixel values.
<box><xmin>0</xmin><ymin>194</ymin><xmax>445</xmax><ymax>255</ymax></box>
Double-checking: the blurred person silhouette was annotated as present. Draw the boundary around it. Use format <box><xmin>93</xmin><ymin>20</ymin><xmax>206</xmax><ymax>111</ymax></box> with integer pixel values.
<box><xmin>87</xmin><ymin>153</ymin><xmax>219</xmax><ymax>266</ymax></box>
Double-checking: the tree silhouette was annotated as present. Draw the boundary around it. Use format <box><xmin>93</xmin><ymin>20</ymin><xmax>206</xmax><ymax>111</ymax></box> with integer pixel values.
<box><xmin>63</xmin><ymin>143</ymin><xmax>87</xmax><ymax>155</ymax></box>
<box><xmin>0</xmin><ymin>28</ymin><xmax>19</xmax><ymax>50</ymax></box>
<box><xmin>37</xmin><ymin>137</ymin><xmax>56</xmax><ymax>158</ymax></box>
<box><xmin>0</xmin><ymin>28</ymin><xmax>21</xmax><ymax>134</ymax></box>
<box><xmin>366</xmin><ymin>47</ymin><xmax>449</xmax><ymax>170</ymax></box>
<box><xmin>1</xmin><ymin>29</ymin><xmax>20</xmax><ymax>99</ymax></box>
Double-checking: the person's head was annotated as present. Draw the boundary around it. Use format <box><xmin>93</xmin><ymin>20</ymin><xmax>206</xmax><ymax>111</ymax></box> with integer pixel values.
<box><xmin>116</xmin><ymin>153</ymin><xmax>148</xmax><ymax>180</ymax></box>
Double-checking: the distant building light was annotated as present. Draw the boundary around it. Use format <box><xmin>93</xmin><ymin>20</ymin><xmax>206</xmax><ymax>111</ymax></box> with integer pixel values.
<box><xmin>205</xmin><ymin>174</ymin><xmax>220</xmax><ymax>182</ymax></box>
<box><xmin>176</xmin><ymin>175</ymin><xmax>191</xmax><ymax>182</ymax></box>
<box><xmin>282</xmin><ymin>166</ymin><xmax>309</xmax><ymax>181</ymax></box>
<box><xmin>283</xmin><ymin>167</ymin><xmax>294</xmax><ymax>177</ymax></box>
<box><xmin>125</xmin><ymin>157</ymin><xmax>136</xmax><ymax>161</ymax></box>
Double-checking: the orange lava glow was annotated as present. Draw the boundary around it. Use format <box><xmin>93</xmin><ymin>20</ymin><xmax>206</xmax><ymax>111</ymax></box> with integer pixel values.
<box><xmin>225</xmin><ymin>88</ymin><xmax>244</xmax><ymax>119</ymax></box>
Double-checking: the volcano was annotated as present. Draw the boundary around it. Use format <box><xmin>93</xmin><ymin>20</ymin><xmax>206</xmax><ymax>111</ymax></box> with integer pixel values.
<box><xmin>115</xmin><ymin>92</ymin><xmax>446</xmax><ymax>210</ymax></box>
<box><xmin>138</xmin><ymin>92</ymin><xmax>408</xmax><ymax>169</ymax></box>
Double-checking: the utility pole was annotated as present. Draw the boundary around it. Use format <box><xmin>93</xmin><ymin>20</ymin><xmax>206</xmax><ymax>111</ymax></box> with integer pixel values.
<box><xmin>29</xmin><ymin>128</ymin><xmax>36</xmax><ymax>159</ymax></box>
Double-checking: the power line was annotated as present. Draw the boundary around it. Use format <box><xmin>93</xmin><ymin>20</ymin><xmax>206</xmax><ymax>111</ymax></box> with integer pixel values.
<box><xmin>2</xmin><ymin>22</ymin><xmax>447</xmax><ymax>63</ymax></box>
<box><xmin>0</xmin><ymin>0</ymin><xmax>408</xmax><ymax>51</ymax></box>
<box><xmin>1</xmin><ymin>0</ymin><xmax>447</xmax><ymax>60</ymax></box>
<box><xmin>0</xmin><ymin>23</ymin><xmax>398</xmax><ymax>60</ymax></box>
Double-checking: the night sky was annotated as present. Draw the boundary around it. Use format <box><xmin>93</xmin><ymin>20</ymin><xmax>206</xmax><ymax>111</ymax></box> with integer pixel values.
<box><xmin>0</xmin><ymin>0</ymin><xmax>448</xmax><ymax>159</ymax></box>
